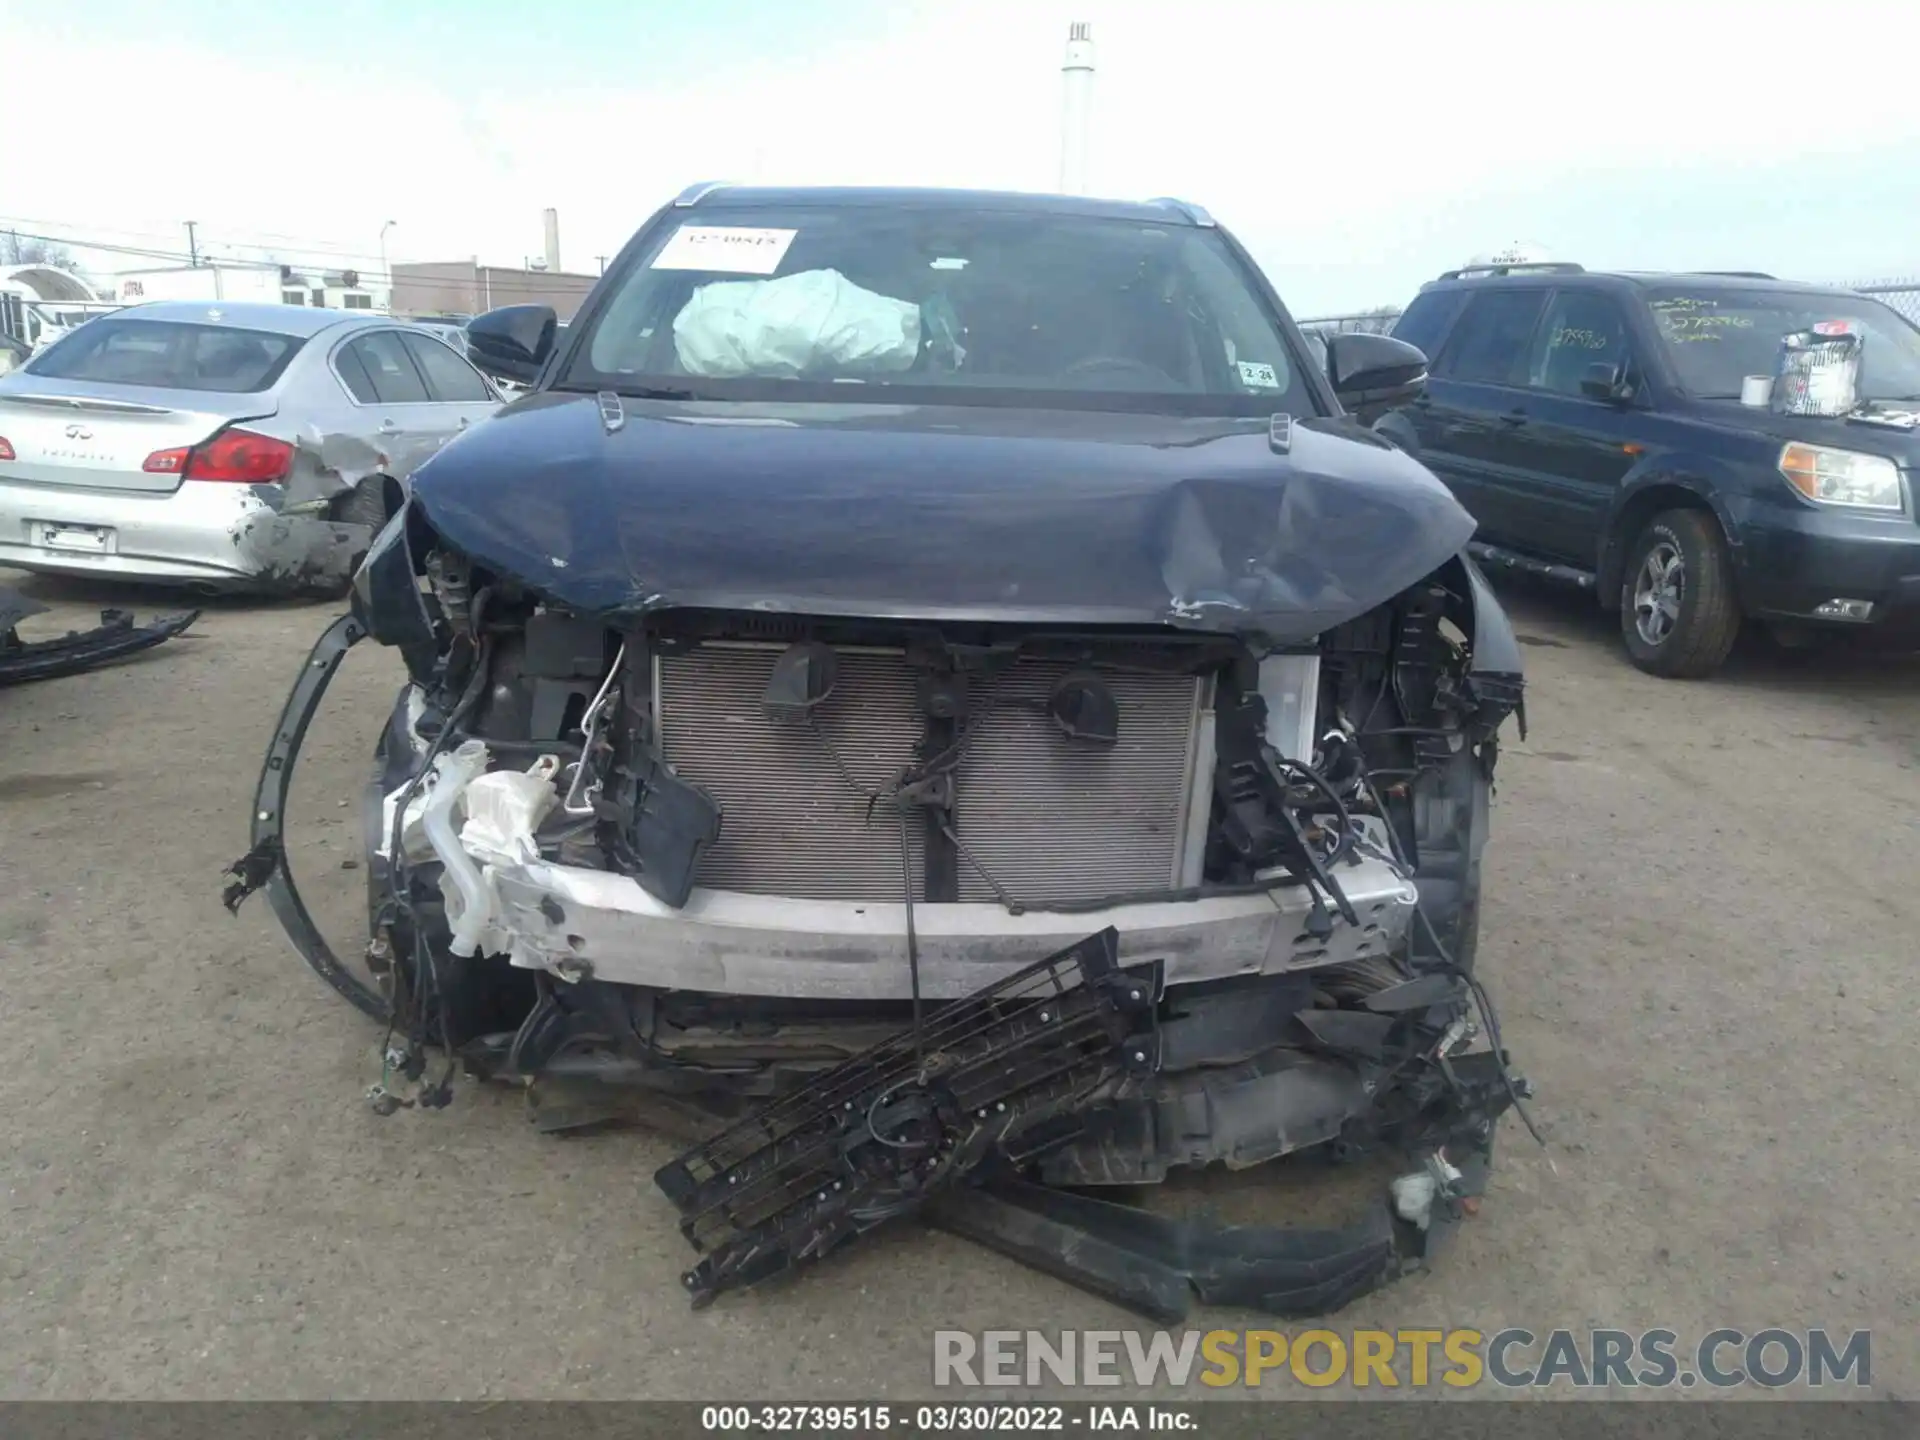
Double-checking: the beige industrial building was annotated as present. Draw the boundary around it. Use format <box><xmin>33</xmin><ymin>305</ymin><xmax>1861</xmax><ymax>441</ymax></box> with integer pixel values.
<box><xmin>389</xmin><ymin>259</ymin><xmax>598</xmax><ymax>322</ymax></box>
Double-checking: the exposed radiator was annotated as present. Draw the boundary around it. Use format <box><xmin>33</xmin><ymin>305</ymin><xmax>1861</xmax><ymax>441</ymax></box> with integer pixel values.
<box><xmin>654</xmin><ymin>643</ymin><xmax>1209</xmax><ymax>906</ymax></box>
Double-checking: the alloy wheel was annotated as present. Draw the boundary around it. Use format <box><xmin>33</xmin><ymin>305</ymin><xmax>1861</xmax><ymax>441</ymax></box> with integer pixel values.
<box><xmin>1632</xmin><ymin>541</ymin><xmax>1684</xmax><ymax>647</ymax></box>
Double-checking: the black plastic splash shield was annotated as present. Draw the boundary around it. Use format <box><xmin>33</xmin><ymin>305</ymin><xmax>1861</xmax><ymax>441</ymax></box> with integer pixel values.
<box><xmin>654</xmin><ymin>927</ymin><xmax>1162</xmax><ymax>1306</ymax></box>
<box><xmin>925</xmin><ymin>1147</ymin><xmax>1492</xmax><ymax>1325</ymax></box>
<box><xmin>404</xmin><ymin>396</ymin><xmax>1476</xmax><ymax>641</ymax></box>
<box><xmin>925</xmin><ymin>1178</ymin><xmax>1398</xmax><ymax>1324</ymax></box>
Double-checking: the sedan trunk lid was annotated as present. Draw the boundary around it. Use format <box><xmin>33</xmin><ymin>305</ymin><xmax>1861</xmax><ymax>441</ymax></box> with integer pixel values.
<box><xmin>0</xmin><ymin>385</ymin><xmax>277</xmax><ymax>495</ymax></box>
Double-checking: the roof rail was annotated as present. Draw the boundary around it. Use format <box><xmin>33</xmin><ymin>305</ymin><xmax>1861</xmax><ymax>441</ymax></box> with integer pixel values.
<box><xmin>1693</xmin><ymin>270</ymin><xmax>1775</xmax><ymax>279</ymax></box>
<box><xmin>1438</xmin><ymin>261</ymin><xmax>1585</xmax><ymax>280</ymax></box>
<box><xmin>672</xmin><ymin>181</ymin><xmax>732</xmax><ymax>207</ymax></box>
<box><xmin>1146</xmin><ymin>197</ymin><xmax>1216</xmax><ymax>227</ymax></box>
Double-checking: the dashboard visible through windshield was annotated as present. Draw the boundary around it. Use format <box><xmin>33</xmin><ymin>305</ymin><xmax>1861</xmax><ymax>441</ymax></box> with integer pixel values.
<box><xmin>565</xmin><ymin>206</ymin><xmax>1314</xmax><ymax>415</ymax></box>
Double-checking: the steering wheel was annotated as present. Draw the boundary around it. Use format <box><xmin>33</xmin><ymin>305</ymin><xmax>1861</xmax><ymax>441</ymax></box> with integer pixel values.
<box><xmin>1058</xmin><ymin>354</ymin><xmax>1183</xmax><ymax>389</ymax></box>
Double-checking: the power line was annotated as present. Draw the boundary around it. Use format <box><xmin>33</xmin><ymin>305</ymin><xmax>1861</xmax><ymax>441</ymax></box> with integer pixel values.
<box><xmin>0</xmin><ymin>228</ymin><xmax>209</xmax><ymax>265</ymax></box>
<box><xmin>0</xmin><ymin>211</ymin><xmax>626</xmax><ymax>271</ymax></box>
<box><xmin>5</xmin><ymin>227</ymin><xmax>603</xmax><ymax>322</ymax></box>
<box><xmin>0</xmin><ymin>227</ymin><xmax>597</xmax><ymax>297</ymax></box>
<box><xmin>2</xmin><ymin>217</ymin><xmax>614</xmax><ymax>302</ymax></box>
<box><xmin>0</xmin><ymin>214</ymin><xmax>221</xmax><ymax>249</ymax></box>
<box><xmin>0</xmin><ymin>212</ymin><xmax>408</xmax><ymax>268</ymax></box>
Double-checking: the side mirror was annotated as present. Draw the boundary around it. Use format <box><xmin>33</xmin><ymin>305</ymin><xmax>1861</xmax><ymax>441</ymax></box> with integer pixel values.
<box><xmin>466</xmin><ymin>304</ymin><xmax>558</xmax><ymax>388</ymax></box>
<box><xmin>1326</xmin><ymin>332</ymin><xmax>1428</xmax><ymax>412</ymax></box>
<box><xmin>1579</xmin><ymin>360</ymin><xmax>1635</xmax><ymax>404</ymax></box>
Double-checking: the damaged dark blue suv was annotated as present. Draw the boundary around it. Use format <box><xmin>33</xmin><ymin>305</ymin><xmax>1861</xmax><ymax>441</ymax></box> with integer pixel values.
<box><xmin>232</xmin><ymin>185</ymin><xmax>1532</xmax><ymax>1319</ymax></box>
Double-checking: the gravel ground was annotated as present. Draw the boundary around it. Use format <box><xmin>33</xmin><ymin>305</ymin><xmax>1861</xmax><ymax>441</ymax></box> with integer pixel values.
<box><xmin>2</xmin><ymin>566</ymin><xmax>1916</xmax><ymax>1401</ymax></box>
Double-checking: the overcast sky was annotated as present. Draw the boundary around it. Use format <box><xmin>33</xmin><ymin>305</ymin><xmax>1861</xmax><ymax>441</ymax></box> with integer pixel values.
<box><xmin>4</xmin><ymin>0</ymin><xmax>1916</xmax><ymax>315</ymax></box>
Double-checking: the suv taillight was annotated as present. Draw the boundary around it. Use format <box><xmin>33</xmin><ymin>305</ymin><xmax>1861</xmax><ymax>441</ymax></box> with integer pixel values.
<box><xmin>0</xmin><ymin>436</ymin><xmax>15</xmax><ymax>461</ymax></box>
<box><xmin>145</xmin><ymin>427</ymin><xmax>295</xmax><ymax>484</ymax></box>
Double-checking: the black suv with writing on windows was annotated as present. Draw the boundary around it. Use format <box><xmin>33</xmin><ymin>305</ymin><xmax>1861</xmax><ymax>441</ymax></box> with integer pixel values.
<box><xmin>1377</xmin><ymin>262</ymin><xmax>1920</xmax><ymax>677</ymax></box>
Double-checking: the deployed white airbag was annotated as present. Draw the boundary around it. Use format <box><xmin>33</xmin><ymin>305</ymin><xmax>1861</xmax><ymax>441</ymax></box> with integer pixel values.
<box><xmin>673</xmin><ymin>268</ymin><xmax>921</xmax><ymax>378</ymax></box>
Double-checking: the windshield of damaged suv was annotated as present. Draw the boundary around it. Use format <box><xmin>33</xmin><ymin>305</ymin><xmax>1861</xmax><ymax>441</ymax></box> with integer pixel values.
<box><xmin>567</xmin><ymin>206</ymin><xmax>1313</xmax><ymax>414</ymax></box>
<box><xmin>1647</xmin><ymin>287</ymin><xmax>1920</xmax><ymax>402</ymax></box>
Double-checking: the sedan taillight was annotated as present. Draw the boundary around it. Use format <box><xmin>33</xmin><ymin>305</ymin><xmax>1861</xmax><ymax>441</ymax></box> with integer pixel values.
<box><xmin>146</xmin><ymin>427</ymin><xmax>295</xmax><ymax>484</ymax></box>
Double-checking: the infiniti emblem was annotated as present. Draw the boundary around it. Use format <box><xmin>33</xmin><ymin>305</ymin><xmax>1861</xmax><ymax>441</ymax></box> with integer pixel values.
<box><xmin>64</xmin><ymin>423</ymin><xmax>93</xmax><ymax>440</ymax></box>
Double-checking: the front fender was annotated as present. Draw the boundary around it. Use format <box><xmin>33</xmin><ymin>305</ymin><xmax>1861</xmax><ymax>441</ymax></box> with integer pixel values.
<box><xmin>1597</xmin><ymin>454</ymin><xmax>1745</xmax><ymax>595</ymax></box>
<box><xmin>1456</xmin><ymin>552</ymin><xmax>1523</xmax><ymax>678</ymax></box>
<box><xmin>1371</xmin><ymin>408</ymin><xmax>1422</xmax><ymax>457</ymax></box>
<box><xmin>349</xmin><ymin>497</ymin><xmax>439</xmax><ymax>685</ymax></box>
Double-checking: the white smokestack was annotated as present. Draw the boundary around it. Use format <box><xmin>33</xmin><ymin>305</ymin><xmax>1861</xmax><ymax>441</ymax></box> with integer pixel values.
<box><xmin>542</xmin><ymin>208</ymin><xmax>562</xmax><ymax>274</ymax></box>
<box><xmin>1059</xmin><ymin>21</ymin><xmax>1094</xmax><ymax>195</ymax></box>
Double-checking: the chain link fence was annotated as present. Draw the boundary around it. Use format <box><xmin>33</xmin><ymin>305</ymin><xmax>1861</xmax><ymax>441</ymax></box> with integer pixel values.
<box><xmin>1853</xmin><ymin>279</ymin><xmax>1920</xmax><ymax>325</ymax></box>
<box><xmin>1297</xmin><ymin>309</ymin><xmax>1403</xmax><ymax>335</ymax></box>
<box><xmin>1299</xmin><ymin>276</ymin><xmax>1920</xmax><ymax>337</ymax></box>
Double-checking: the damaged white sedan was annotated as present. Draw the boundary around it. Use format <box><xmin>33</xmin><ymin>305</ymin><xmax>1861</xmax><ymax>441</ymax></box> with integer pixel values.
<box><xmin>227</xmin><ymin>184</ymin><xmax>1536</xmax><ymax>1321</ymax></box>
<box><xmin>0</xmin><ymin>302</ymin><xmax>498</xmax><ymax>593</ymax></box>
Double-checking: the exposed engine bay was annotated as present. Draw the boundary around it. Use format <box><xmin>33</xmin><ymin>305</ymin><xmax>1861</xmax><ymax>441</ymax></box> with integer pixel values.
<box><xmin>225</xmin><ymin>504</ymin><xmax>1532</xmax><ymax>1321</ymax></box>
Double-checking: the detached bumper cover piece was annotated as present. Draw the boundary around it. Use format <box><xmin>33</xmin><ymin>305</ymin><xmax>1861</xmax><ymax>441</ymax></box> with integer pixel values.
<box><xmin>0</xmin><ymin>586</ymin><xmax>198</xmax><ymax>687</ymax></box>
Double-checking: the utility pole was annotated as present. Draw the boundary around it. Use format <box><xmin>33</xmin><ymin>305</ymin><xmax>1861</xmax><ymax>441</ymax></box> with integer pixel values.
<box><xmin>185</xmin><ymin>221</ymin><xmax>200</xmax><ymax>267</ymax></box>
<box><xmin>1058</xmin><ymin>22</ymin><xmax>1095</xmax><ymax>195</ymax></box>
<box><xmin>596</xmin><ymin>255</ymin><xmax>607</xmax><ymax>275</ymax></box>
<box><xmin>379</xmin><ymin>220</ymin><xmax>397</xmax><ymax>313</ymax></box>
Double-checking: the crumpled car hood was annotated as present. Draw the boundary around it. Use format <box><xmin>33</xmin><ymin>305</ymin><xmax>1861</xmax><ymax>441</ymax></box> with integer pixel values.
<box><xmin>406</xmin><ymin>392</ymin><xmax>1476</xmax><ymax>641</ymax></box>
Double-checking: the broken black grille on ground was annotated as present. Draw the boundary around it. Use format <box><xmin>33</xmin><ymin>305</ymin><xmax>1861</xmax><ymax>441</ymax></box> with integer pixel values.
<box><xmin>653</xmin><ymin>927</ymin><xmax>1162</xmax><ymax>1307</ymax></box>
<box><xmin>654</xmin><ymin>926</ymin><xmax>1521</xmax><ymax>1319</ymax></box>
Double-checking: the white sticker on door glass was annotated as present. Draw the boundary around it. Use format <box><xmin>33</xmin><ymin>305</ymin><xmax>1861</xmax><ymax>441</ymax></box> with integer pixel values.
<box><xmin>1238</xmin><ymin>360</ymin><xmax>1280</xmax><ymax>389</ymax></box>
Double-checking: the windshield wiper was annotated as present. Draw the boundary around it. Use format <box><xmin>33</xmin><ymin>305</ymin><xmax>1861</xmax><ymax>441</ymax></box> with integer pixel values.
<box><xmin>551</xmin><ymin>381</ymin><xmax>716</xmax><ymax>402</ymax></box>
<box><xmin>611</xmin><ymin>383</ymin><xmax>713</xmax><ymax>401</ymax></box>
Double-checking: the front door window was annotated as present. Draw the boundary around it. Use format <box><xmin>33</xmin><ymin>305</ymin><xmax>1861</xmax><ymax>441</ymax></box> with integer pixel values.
<box><xmin>1529</xmin><ymin>292</ymin><xmax>1633</xmax><ymax>395</ymax></box>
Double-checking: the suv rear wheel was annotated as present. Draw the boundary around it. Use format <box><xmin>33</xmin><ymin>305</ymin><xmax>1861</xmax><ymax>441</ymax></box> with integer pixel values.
<box><xmin>1619</xmin><ymin>509</ymin><xmax>1741</xmax><ymax>678</ymax></box>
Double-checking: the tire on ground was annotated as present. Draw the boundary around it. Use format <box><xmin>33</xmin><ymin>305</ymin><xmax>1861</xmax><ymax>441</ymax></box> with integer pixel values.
<box><xmin>1618</xmin><ymin>508</ymin><xmax>1742</xmax><ymax>679</ymax></box>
